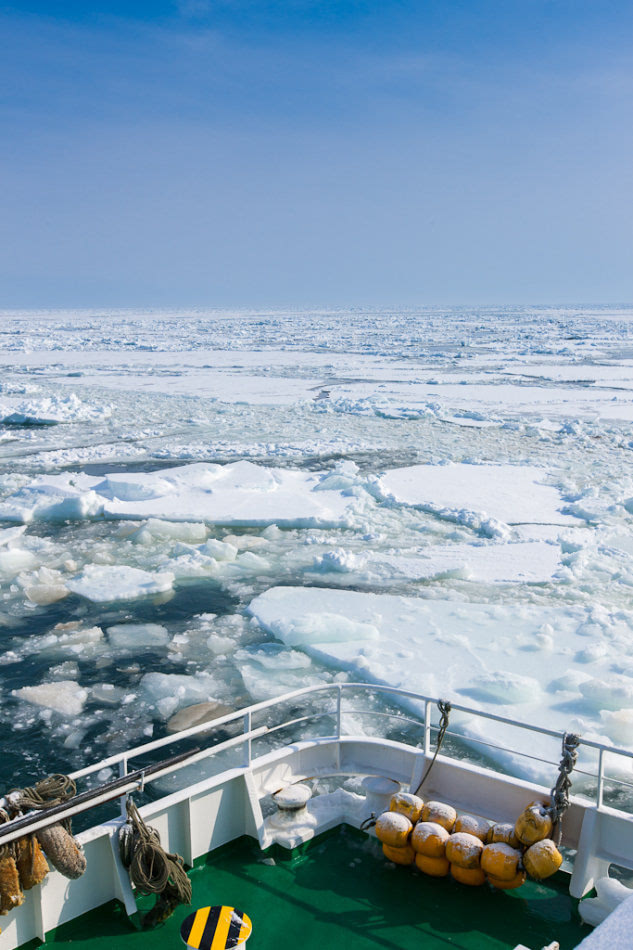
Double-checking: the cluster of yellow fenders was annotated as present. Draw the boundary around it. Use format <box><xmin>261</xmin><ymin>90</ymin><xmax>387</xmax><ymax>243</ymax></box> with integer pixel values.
<box><xmin>374</xmin><ymin>791</ymin><xmax>563</xmax><ymax>888</ymax></box>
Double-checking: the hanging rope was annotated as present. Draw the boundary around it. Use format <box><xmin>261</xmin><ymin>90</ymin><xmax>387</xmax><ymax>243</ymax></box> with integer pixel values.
<box><xmin>120</xmin><ymin>798</ymin><xmax>191</xmax><ymax>928</ymax></box>
<box><xmin>548</xmin><ymin>732</ymin><xmax>580</xmax><ymax>846</ymax></box>
<box><xmin>414</xmin><ymin>700</ymin><xmax>451</xmax><ymax>797</ymax></box>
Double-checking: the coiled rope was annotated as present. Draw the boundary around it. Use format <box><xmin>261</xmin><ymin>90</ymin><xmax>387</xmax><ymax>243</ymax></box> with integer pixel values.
<box><xmin>10</xmin><ymin>775</ymin><xmax>77</xmax><ymax>813</ymax></box>
<box><xmin>549</xmin><ymin>732</ymin><xmax>580</xmax><ymax>846</ymax></box>
<box><xmin>120</xmin><ymin>798</ymin><xmax>191</xmax><ymax>928</ymax></box>
<box><xmin>414</xmin><ymin>700</ymin><xmax>451</xmax><ymax>797</ymax></box>
<box><xmin>10</xmin><ymin>774</ymin><xmax>77</xmax><ymax>831</ymax></box>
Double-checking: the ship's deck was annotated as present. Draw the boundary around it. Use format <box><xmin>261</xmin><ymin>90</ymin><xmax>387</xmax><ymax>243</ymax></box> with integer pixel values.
<box><xmin>19</xmin><ymin>827</ymin><xmax>591</xmax><ymax>950</ymax></box>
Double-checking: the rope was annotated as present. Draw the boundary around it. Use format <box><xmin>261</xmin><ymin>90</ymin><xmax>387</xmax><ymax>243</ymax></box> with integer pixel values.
<box><xmin>6</xmin><ymin>774</ymin><xmax>78</xmax><ymax>839</ymax></box>
<box><xmin>414</xmin><ymin>700</ymin><xmax>451</xmax><ymax>797</ymax></box>
<box><xmin>10</xmin><ymin>775</ymin><xmax>77</xmax><ymax>812</ymax></box>
<box><xmin>549</xmin><ymin>732</ymin><xmax>581</xmax><ymax>846</ymax></box>
<box><xmin>120</xmin><ymin>798</ymin><xmax>191</xmax><ymax>928</ymax></box>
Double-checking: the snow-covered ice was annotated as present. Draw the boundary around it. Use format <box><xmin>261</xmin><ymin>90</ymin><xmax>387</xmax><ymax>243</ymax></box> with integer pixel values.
<box><xmin>249</xmin><ymin>585</ymin><xmax>632</xmax><ymax>782</ymax></box>
<box><xmin>378</xmin><ymin>463</ymin><xmax>576</xmax><ymax>527</ymax></box>
<box><xmin>2</xmin><ymin>306</ymin><xmax>633</xmax><ymax>797</ymax></box>
<box><xmin>67</xmin><ymin>565</ymin><xmax>175</xmax><ymax>602</ymax></box>
<box><xmin>0</xmin><ymin>460</ymin><xmax>362</xmax><ymax>527</ymax></box>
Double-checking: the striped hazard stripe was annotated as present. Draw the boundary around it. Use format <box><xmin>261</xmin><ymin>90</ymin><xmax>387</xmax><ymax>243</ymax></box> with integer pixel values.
<box><xmin>180</xmin><ymin>906</ymin><xmax>252</xmax><ymax>950</ymax></box>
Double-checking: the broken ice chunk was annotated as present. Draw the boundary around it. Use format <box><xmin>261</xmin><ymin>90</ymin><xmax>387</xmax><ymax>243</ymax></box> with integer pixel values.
<box><xmin>67</xmin><ymin>564</ymin><xmax>175</xmax><ymax>602</ymax></box>
<box><xmin>106</xmin><ymin>623</ymin><xmax>169</xmax><ymax>649</ymax></box>
<box><xmin>13</xmin><ymin>680</ymin><xmax>89</xmax><ymax>716</ymax></box>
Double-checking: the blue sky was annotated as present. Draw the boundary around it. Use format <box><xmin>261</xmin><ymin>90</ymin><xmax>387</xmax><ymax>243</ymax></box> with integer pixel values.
<box><xmin>1</xmin><ymin>1</ymin><xmax>632</xmax><ymax>306</ymax></box>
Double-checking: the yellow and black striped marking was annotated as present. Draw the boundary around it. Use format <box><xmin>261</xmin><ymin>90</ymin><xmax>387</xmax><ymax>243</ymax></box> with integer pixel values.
<box><xmin>180</xmin><ymin>905</ymin><xmax>252</xmax><ymax>950</ymax></box>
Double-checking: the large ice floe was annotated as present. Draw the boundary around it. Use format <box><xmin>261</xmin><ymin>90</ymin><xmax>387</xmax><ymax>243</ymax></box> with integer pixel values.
<box><xmin>249</xmin><ymin>586</ymin><xmax>633</xmax><ymax>784</ymax></box>
<box><xmin>377</xmin><ymin>463</ymin><xmax>576</xmax><ymax>529</ymax></box>
<box><xmin>0</xmin><ymin>460</ymin><xmax>362</xmax><ymax>527</ymax></box>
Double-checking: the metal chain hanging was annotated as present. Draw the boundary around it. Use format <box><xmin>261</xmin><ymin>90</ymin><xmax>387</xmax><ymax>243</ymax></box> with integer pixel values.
<box><xmin>549</xmin><ymin>732</ymin><xmax>581</xmax><ymax>846</ymax></box>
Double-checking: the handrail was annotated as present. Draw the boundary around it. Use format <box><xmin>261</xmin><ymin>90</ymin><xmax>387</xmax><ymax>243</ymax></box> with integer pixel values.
<box><xmin>3</xmin><ymin>682</ymin><xmax>633</xmax><ymax>841</ymax></box>
<box><xmin>67</xmin><ymin>682</ymin><xmax>633</xmax><ymax>786</ymax></box>
<box><xmin>0</xmin><ymin>727</ymin><xmax>269</xmax><ymax>848</ymax></box>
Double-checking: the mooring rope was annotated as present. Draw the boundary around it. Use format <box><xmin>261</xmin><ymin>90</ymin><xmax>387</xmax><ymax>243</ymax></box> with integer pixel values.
<box><xmin>11</xmin><ymin>775</ymin><xmax>77</xmax><ymax>811</ymax></box>
<box><xmin>549</xmin><ymin>732</ymin><xmax>580</xmax><ymax>846</ymax></box>
<box><xmin>120</xmin><ymin>798</ymin><xmax>191</xmax><ymax>928</ymax></box>
<box><xmin>414</xmin><ymin>700</ymin><xmax>452</xmax><ymax>797</ymax></box>
<box><xmin>8</xmin><ymin>774</ymin><xmax>77</xmax><ymax>836</ymax></box>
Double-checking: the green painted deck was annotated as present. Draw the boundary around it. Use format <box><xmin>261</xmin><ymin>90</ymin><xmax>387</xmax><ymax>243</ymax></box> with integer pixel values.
<box><xmin>22</xmin><ymin>827</ymin><xmax>591</xmax><ymax>950</ymax></box>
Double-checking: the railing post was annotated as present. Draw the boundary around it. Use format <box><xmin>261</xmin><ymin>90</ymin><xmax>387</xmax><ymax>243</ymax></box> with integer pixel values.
<box><xmin>424</xmin><ymin>701</ymin><xmax>432</xmax><ymax>756</ymax></box>
<box><xmin>335</xmin><ymin>685</ymin><xmax>343</xmax><ymax>772</ymax></box>
<box><xmin>119</xmin><ymin>757</ymin><xmax>128</xmax><ymax>819</ymax></box>
<box><xmin>597</xmin><ymin>748</ymin><xmax>605</xmax><ymax>809</ymax></box>
<box><xmin>244</xmin><ymin>711</ymin><xmax>252</xmax><ymax>767</ymax></box>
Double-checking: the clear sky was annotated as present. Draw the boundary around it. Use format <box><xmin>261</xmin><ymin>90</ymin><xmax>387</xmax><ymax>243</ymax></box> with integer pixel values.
<box><xmin>1</xmin><ymin>1</ymin><xmax>632</xmax><ymax>307</ymax></box>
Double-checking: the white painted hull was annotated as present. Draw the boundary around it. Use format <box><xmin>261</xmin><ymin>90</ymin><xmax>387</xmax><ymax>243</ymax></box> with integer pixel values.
<box><xmin>1</xmin><ymin>684</ymin><xmax>632</xmax><ymax>950</ymax></box>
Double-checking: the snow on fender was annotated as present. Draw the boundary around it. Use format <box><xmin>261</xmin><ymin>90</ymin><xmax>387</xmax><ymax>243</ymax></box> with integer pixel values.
<box><xmin>480</xmin><ymin>842</ymin><xmax>522</xmax><ymax>881</ymax></box>
<box><xmin>445</xmin><ymin>832</ymin><xmax>484</xmax><ymax>869</ymax></box>
<box><xmin>375</xmin><ymin>811</ymin><xmax>413</xmax><ymax>848</ymax></box>
<box><xmin>421</xmin><ymin>801</ymin><xmax>457</xmax><ymax>832</ymax></box>
<box><xmin>523</xmin><ymin>839</ymin><xmax>563</xmax><ymax>880</ymax></box>
<box><xmin>389</xmin><ymin>792</ymin><xmax>424</xmax><ymax>823</ymax></box>
<box><xmin>411</xmin><ymin>821</ymin><xmax>449</xmax><ymax>858</ymax></box>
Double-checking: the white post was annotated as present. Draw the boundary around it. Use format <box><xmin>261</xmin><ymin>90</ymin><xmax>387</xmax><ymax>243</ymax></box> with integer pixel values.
<box><xmin>597</xmin><ymin>748</ymin><xmax>605</xmax><ymax>809</ymax></box>
<box><xmin>244</xmin><ymin>711</ymin><xmax>252</xmax><ymax>767</ymax></box>
<box><xmin>424</xmin><ymin>700</ymin><xmax>432</xmax><ymax>756</ymax></box>
<box><xmin>118</xmin><ymin>757</ymin><xmax>128</xmax><ymax>820</ymax></box>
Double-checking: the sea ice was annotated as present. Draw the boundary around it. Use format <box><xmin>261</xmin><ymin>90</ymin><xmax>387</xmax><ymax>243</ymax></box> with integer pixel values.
<box><xmin>4</xmin><ymin>307</ymin><xmax>633</xmax><ymax>794</ymax></box>
<box><xmin>312</xmin><ymin>541</ymin><xmax>562</xmax><ymax>584</ymax></box>
<box><xmin>0</xmin><ymin>460</ymin><xmax>362</xmax><ymax>527</ymax></box>
<box><xmin>378</xmin><ymin>463</ymin><xmax>577</xmax><ymax>527</ymax></box>
<box><xmin>140</xmin><ymin>671</ymin><xmax>221</xmax><ymax>719</ymax></box>
<box><xmin>67</xmin><ymin>564</ymin><xmax>175</xmax><ymax>602</ymax></box>
<box><xmin>0</xmin><ymin>392</ymin><xmax>111</xmax><ymax>426</ymax></box>
<box><xmin>249</xmin><ymin>586</ymin><xmax>633</xmax><ymax>783</ymax></box>
<box><xmin>13</xmin><ymin>680</ymin><xmax>89</xmax><ymax>716</ymax></box>
<box><xmin>0</xmin><ymin>548</ymin><xmax>38</xmax><ymax>576</ymax></box>
<box><xmin>106</xmin><ymin>623</ymin><xmax>170</xmax><ymax>649</ymax></box>
<box><xmin>0</xmin><ymin>525</ymin><xmax>27</xmax><ymax>546</ymax></box>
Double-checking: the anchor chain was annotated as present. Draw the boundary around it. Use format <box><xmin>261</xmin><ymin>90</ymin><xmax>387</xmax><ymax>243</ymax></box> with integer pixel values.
<box><xmin>549</xmin><ymin>732</ymin><xmax>581</xmax><ymax>846</ymax></box>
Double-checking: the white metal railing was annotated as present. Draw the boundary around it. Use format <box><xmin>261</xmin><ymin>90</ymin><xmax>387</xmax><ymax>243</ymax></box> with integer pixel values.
<box><xmin>2</xmin><ymin>682</ymin><xmax>632</xmax><ymax>847</ymax></box>
<box><xmin>73</xmin><ymin>680</ymin><xmax>633</xmax><ymax>798</ymax></box>
<box><xmin>75</xmin><ymin>681</ymin><xmax>633</xmax><ymax>800</ymax></box>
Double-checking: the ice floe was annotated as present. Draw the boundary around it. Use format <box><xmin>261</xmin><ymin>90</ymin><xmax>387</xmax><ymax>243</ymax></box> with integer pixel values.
<box><xmin>0</xmin><ymin>392</ymin><xmax>111</xmax><ymax>425</ymax></box>
<box><xmin>249</xmin><ymin>586</ymin><xmax>633</xmax><ymax>782</ymax></box>
<box><xmin>67</xmin><ymin>564</ymin><xmax>175</xmax><ymax>602</ymax></box>
<box><xmin>0</xmin><ymin>460</ymin><xmax>363</xmax><ymax>527</ymax></box>
<box><xmin>378</xmin><ymin>463</ymin><xmax>576</xmax><ymax>527</ymax></box>
<box><xmin>13</xmin><ymin>680</ymin><xmax>89</xmax><ymax>716</ymax></box>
